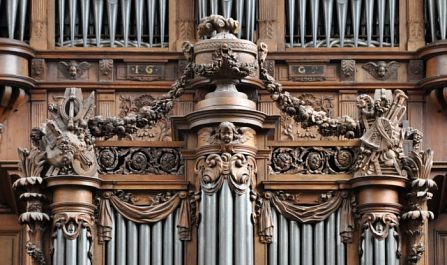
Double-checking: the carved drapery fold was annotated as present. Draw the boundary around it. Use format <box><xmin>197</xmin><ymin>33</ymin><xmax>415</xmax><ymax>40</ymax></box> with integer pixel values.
<box><xmin>98</xmin><ymin>191</ymin><xmax>191</xmax><ymax>242</ymax></box>
<box><xmin>257</xmin><ymin>191</ymin><xmax>354</xmax><ymax>244</ymax></box>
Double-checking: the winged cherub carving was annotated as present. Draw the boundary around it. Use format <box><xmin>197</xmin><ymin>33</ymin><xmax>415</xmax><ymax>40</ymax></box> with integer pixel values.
<box><xmin>362</xmin><ymin>61</ymin><xmax>399</xmax><ymax>81</ymax></box>
<box><xmin>59</xmin><ymin>60</ymin><xmax>91</xmax><ymax>80</ymax></box>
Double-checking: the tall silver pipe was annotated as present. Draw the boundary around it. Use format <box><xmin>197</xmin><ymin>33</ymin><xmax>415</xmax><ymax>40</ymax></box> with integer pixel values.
<box><xmin>116</xmin><ymin>213</ymin><xmax>126</xmax><ymax>265</ymax></box>
<box><xmin>135</xmin><ymin>0</ymin><xmax>144</xmax><ymax>47</ymax></box>
<box><xmin>323</xmin><ymin>0</ymin><xmax>334</xmax><ymax>47</ymax></box>
<box><xmin>337</xmin><ymin>0</ymin><xmax>348</xmax><ymax>47</ymax></box>
<box><xmin>365</xmin><ymin>0</ymin><xmax>374</xmax><ymax>46</ymax></box>
<box><xmin>198</xmin><ymin>0</ymin><xmax>207</xmax><ymax>20</ymax></box>
<box><xmin>222</xmin><ymin>0</ymin><xmax>233</xmax><ymax>18</ymax></box>
<box><xmin>246</xmin><ymin>0</ymin><xmax>255</xmax><ymax>41</ymax></box>
<box><xmin>219</xmin><ymin>181</ymin><xmax>233</xmax><ymax>265</ymax></box>
<box><xmin>351</xmin><ymin>0</ymin><xmax>361</xmax><ymax>47</ymax></box>
<box><xmin>159</xmin><ymin>0</ymin><xmax>167</xmax><ymax>47</ymax></box>
<box><xmin>148</xmin><ymin>0</ymin><xmax>155</xmax><ymax>46</ymax></box>
<box><xmin>438</xmin><ymin>0</ymin><xmax>447</xmax><ymax>39</ymax></box>
<box><xmin>53</xmin><ymin>232</ymin><xmax>58</xmax><ymax>265</ymax></box>
<box><xmin>107</xmin><ymin>208</ymin><xmax>116</xmax><ymax>265</ymax></box>
<box><xmin>56</xmin><ymin>228</ymin><xmax>65</xmax><ymax>265</ymax></box>
<box><xmin>77</xmin><ymin>228</ymin><xmax>89</xmax><ymax>265</ymax></box>
<box><xmin>311</xmin><ymin>0</ymin><xmax>319</xmax><ymax>47</ymax></box>
<box><xmin>325</xmin><ymin>213</ymin><xmax>336</xmax><ymax>265</ymax></box>
<box><xmin>163</xmin><ymin>213</ymin><xmax>174</xmax><ymax>265</ymax></box>
<box><xmin>93</xmin><ymin>0</ymin><xmax>103</xmax><ymax>46</ymax></box>
<box><xmin>66</xmin><ymin>223</ymin><xmax>77</xmax><ymax>265</ymax></box>
<box><xmin>198</xmin><ymin>191</ymin><xmax>205</xmax><ymax>265</ymax></box>
<box><xmin>299</xmin><ymin>0</ymin><xmax>306</xmax><ymax>47</ymax></box>
<box><xmin>81</xmin><ymin>0</ymin><xmax>90</xmax><ymax>46</ymax></box>
<box><xmin>378</xmin><ymin>0</ymin><xmax>385</xmax><ymax>46</ymax></box>
<box><xmin>302</xmin><ymin>224</ymin><xmax>313</xmax><ymax>264</ymax></box>
<box><xmin>236</xmin><ymin>0</ymin><xmax>244</xmax><ymax>38</ymax></box>
<box><xmin>386</xmin><ymin>227</ymin><xmax>399</xmax><ymax>265</ymax></box>
<box><xmin>288</xmin><ymin>0</ymin><xmax>295</xmax><ymax>47</ymax></box>
<box><xmin>18</xmin><ymin>0</ymin><xmax>27</xmax><ymax>41</ymax></box>
<box><xmin>314</xmin><ymin>221</ymin><xmax>325</xmax><ymax>265</ymax></box>
<box><xmin>373</xmin><ymin>224</ymin><xmax>385</xmax><ymax>265</ymax></box>
<box><xmin>69</xmin><ymin>0</ymin><xmax>77</xmax><ymax>46</ymax></box>
<box><xmin>205</xmin><ymin>194</ymin><xmax>217</xmax><ymax>264</ymax></box>
<box><xmin>235</xmin><ymin>192</ymin><xmax>248</xmax><ymax>265</ymax></box>
<box><xmin>268</xmin><ymin>210</ymin><xmax>278</xmax><ymax>265</ymax></box>
<box><xmin>127</xmin><ymin>220</ymin><xmax>138</xmax><ymax>265</ymax></box>
<box><xmin>152</xmin><ymin>221</ymin><xmax>163</xmax><ymax>265</ymax></box>
<box><xmin>210</xmin><ymin>0</ymin><xmax>218</xmax><ymax>14</ymax></box>
<box><xmin>107</xmin><ymin>0</ymin><xmax>118</xmax><ymax>47</ymax></box>
<box><xmin>246</xmin><ymin>191</ymin><xmax>254</xmax><ymax>265</ymax></box>
<box><xmin>336</xmin><ymin>208</ymin><xmax>345</xmax><ymax>265</ymax></box>
<box><xmin>289</xmin><ymin>220</ymin><xmax>300</xmax><ymax>265</ymax></box>
<box><xmin>278</xmin><ymin>214</ymin><xmax>288</xmax><ymax>265</ymax></box>
<box><xmin>428</xmin><ymin>0</ymin><xmax>436</xmax><ymax>42</ymax></box>
<box><xmin>121</xmin><ymin>0</ymin><xmax>131</xmax><ymax>47</ymax></box>
<box><xmin>389</xmin><ymin>0</ymin><xmax>396</xmax><ymax>46</ymax></box>
<box><xmin>139</xmin><ymin>224</ymin><xmax>151</xmax><ymax>265</ymax></box>
<box><xmin>364</xmin><ymin>229</ymin><xmax>373</xmax><ymax>265</ymax></box>
<box><xmin>174</xmin><ymin>210</ymin><xmax>183</xmax><ymax>265</ymax></box>
<box><xmin>7</xmin><ymin>0</ymin><xmax>19</xmax><ymax>39</ymax></box>
<box><xmin>58</xmin><ymin>0</ymin><xmax>65</xmax><ymax>46</ymax></box>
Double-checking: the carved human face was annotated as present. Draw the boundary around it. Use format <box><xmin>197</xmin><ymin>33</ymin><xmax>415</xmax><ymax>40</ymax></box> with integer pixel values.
<box><xmin>377</xmin><ymin>62</ymin><xmax>387</xmax><ymax>77</ymax></box>
<box><xmin>220</xmin><ymin>127</ymin><xmax>233</xmax><ymax>144</ymax></box>
<box><xmin>69</xmin><ymin>65</ymin><xmax>78</xmax><ymax>78</ymax></box>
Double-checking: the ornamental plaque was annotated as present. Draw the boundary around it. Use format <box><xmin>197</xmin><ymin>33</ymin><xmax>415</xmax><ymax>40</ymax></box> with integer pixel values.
<box><xmin>127</xmin><ymin>64</ymin><xmax>164</xmax><ymax>81</ymax></box>
<box><xmin>289</xmin><ymin>64</ymin><xmax>326</xmax><ymax>82</ymax></box>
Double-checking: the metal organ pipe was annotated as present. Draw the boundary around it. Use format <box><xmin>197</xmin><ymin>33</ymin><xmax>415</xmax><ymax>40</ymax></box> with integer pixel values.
<box><xmin>278</xmin><ymin>214</ymin><xmax>288</xmax><ymax>265</ymax></box>
<box><xmin>127</xmin><ymin>220</ymin><xmax>138</xmax><ymax>265</ymax></box>
<box><xmin>80</xmin><ymin>0</ymin><xmax>90</xmax><ymax>47</ymax></box>
<box><xmin>219</xmin><ymin>181</ymin><xmax>234</xmax><ymax>265</ymax></box>
<box><xmin>93</xmin><ymin>0</ymin><xmax>103</xmax><ymax>46</ymax></box>
<box><xmin>139</xmin><ymin>224</ymin><xmax>151</xmax><ymax>265</ymax></box>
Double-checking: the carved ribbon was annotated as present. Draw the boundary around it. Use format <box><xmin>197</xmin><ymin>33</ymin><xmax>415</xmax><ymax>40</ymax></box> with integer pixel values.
<box><xmin>98</xmin><ymin>191</ymin><xmax>191</xmax><ymax>242</ymax></box>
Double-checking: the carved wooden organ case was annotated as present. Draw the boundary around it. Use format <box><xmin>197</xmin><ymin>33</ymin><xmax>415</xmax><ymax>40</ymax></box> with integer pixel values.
<box><xmin>13</xmin><ymin>15</ymin><xmax>436</xmax><ymax>265</ymax></box>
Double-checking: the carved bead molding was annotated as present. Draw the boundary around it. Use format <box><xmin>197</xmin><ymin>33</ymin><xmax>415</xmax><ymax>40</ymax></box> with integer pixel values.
<box><xmin>258</xmin><ymin>43</ymin><xmax>358</xmax><ymax>139</ymax></box>
<box><xmin>362</xmin><ymin>61</ymin><xmax>399</xmax><ymax>81</ymax></box>
<box><xmin>255</xmin><ymin>191</ymin><xmax>355</xmax><ymax>244</ymax></box>
<box><xmin>97</xmin><ymin>190</ymin><xmax>193</xmax><ymax>242</ymax></box>
<box><xmin>13</xmin><ymin>148</ymin><xmax>49</xmax><ymax>265</ymax></box>
<box><xmin>360</xmin><ymin>212</ymin><xmax>399</xmax><ymax>240</ymax></box>
<box><xmin>59</xmin><ymin>60</ymin><xmax>91</xmax><ymax>79</ymax></box>
<box><xmin>402</xmin><ymin>149</ymin><xmax>436</xmax><ymax>264</ymax></box>
<box><xmin>270</xmin><ymin>147</ymin><xmax>358</xmax><ymax>174</ymax></box>
<box><xmin>96</xmin><ymin>147</ymin><xmax>184</xmax><ymax>175</ymax></box>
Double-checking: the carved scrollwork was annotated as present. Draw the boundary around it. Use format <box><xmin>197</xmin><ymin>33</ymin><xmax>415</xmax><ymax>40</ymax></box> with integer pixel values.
<box><xmin>53</xmin><ymin>212</ymin><xmax>94</xmax><ymax>240</ymax></box>
<box><xmin>96</xmin><ymin>147</ymin><xmax>184</xmax><ymax>175</ymax></box>
<box><xmin>360</xmin><ymin>212</ymin><xmax>399</xmax><ymax>240</ymax></box>
<box><xmin>269</xmin><ymin>147</ymin><xmax>357</xmax><ymax>174</ymax></box>
<box><xmin>195</xmin><ymin>152</ymin><xmax>256</xmax><ymax>195</ymax></box>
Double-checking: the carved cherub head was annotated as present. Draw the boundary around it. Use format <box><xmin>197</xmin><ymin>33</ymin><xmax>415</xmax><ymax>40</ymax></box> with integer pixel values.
<box><xmin>362</xmin><ymin>61</ymin><xmax>399</xmax><ymax>81</ymax></box>
<box><xmin>59</xmin><ymin>61</ymin><xmax>91</xmax><ymax>79</ymax></box>
<box><xmin>217</xmin><ymin>121</ymin><xmax>237</xmax><ymax>144</ymax></box>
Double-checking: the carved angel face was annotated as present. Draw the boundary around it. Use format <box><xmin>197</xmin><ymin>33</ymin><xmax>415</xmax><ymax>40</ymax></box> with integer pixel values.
<box><xmin>377</xmin><ymin>62</ymin><xmax>387</xmax><ymax>77</ymax></box>
<box><xmin>220</xmin><ymin>127</ymin><xmax>233</xmax><ymax>144</ymax></box>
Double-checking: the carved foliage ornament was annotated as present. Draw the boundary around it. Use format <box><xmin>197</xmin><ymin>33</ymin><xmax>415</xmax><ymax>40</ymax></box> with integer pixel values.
<box><xmin>341</xmin><ymin>59</ymin><xmax>355</xmax><ymax>81</ymax></box>
<box><xmin>195</xmin><ymin>152</ymin><xmax>256</xmax><ymax>195</ymax></box>
<box><xmin>258</xmin><ymin>43</ymin><xmax>358</xmax><ymax>139</ymax></box>
<box><xmin>197</xmin><ymin>15</ymin><xmax>239</xmax><ymax>39</ymax></box>
<box><xmin>362</xmin><ymin>61</ymin><xmax>399</xmax><ymax>81</ymax></box>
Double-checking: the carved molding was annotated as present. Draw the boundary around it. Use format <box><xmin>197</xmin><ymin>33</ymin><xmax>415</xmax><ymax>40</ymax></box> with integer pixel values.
<box><xmin>269</xmin><ymin>146</ymin><xmax>357</xmax><ymax>174</ymax></box>
<box><xmin>96</xmin><ymin>147</ymin><xmax>184</xmax><ymax>175</ymax></box>
<box><xmin>362</xmin><ymin>61</ymin><xmax>399</xmax><ymax>81</ymax></box>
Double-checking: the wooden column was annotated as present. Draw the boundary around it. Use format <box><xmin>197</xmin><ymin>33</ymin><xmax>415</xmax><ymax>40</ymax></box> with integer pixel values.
<box><xmin>29</xmin><ymin>0</ymin><xmax>49</xmax><ymax>50</ymax></box>
<box><xmin>406</xmin><ymin>0</ymin><xmax>425</xmax><ymax>51</ymax></box>
<box><xmin>174</xmin><ymin>0</ymin><xmax>195</xmax><ymax>51</ymax></box>
<box><xmin>258</xmin><ymin>0</ymin><xmax>281</xmax><ymax>51</ymax></box>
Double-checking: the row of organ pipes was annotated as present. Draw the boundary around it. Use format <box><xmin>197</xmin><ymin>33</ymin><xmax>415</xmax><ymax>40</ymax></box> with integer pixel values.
<box><xmin>286</xmin><ymin>0</ymin><xmax>397</xmax><ymax>47</ymax></box>
<box><xmin>56</xmin><ymin>0</ymin><xmax>167</xmax><ymax>47</ymax></box>
<box><xmin>0</xmin><ymin>0</ymin><xmax>28</xmax><ymax>41</ymax></box>
<box><xmin>426</xmin><ymin>0</ymin><xmax>447</xmax><ymax>42</ymax></box>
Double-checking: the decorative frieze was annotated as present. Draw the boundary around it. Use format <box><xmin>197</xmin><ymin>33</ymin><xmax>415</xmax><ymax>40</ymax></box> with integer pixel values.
<box><xmin>96</xmin><ymin>147</ymin><xmax>183</xmax><ymax>175</ymax></box>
